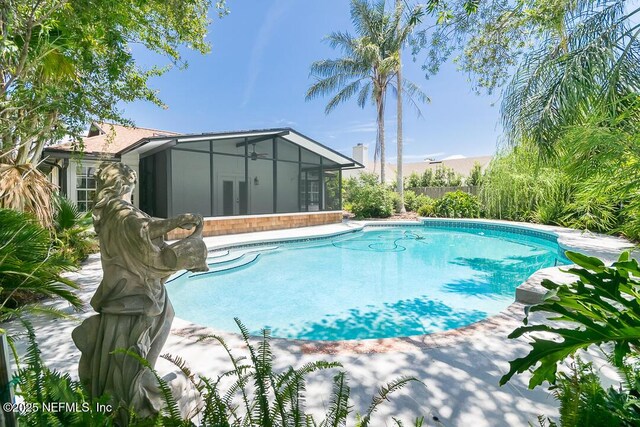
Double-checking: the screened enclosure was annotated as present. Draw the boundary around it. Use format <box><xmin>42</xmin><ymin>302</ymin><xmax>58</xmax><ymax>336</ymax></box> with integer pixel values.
<box><xmin>139</xmin><ymin>134</ymin><xmax>346</xmax><ymax>218</ymax></box>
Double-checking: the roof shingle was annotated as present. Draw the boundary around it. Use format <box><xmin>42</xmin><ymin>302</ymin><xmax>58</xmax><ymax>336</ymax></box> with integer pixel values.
<box><xmin>46</xmin><ymin>122</ymin><xmax>179</xmax><ymax>155</ymax></box>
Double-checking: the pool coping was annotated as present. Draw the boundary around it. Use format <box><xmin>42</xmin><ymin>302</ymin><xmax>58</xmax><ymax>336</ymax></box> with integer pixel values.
<box><xmin>169</xmin><ymin>218</ymin><xmax>637</xmax><ymax>353</ymax></box>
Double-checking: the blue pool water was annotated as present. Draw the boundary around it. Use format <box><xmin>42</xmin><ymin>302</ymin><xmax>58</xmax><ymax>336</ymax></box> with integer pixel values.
<box><xmin>166</xmin><ymin>226</ymin><xmax>567</xmax><ymax>340</ymax></box>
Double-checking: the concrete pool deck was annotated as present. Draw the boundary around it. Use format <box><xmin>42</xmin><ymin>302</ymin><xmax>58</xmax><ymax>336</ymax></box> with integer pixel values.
<box><xmin>7</xmin><ymin>219</ymin><xmax>638</xmax><ymax>426</ymax></box>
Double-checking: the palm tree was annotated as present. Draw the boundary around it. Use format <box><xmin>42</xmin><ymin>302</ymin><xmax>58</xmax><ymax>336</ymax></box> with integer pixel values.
<box><xmin>392</xmin><ymin>0</ymin><xmax>426</xmax><ymax>212</ymax></box>
<box><xmin>306</xmin><ymin>0</ymin><xmax>427</xmax><ymax>184</ymax></box>
<box><xmin>396</xmin><ymin>0</ymin><xmax>406</xmax><ymax>211</ymax></box>
<box><xmin>501</xmin><ymin>0</ymin><xmax>640</xmax><ymax>152</ymax></box>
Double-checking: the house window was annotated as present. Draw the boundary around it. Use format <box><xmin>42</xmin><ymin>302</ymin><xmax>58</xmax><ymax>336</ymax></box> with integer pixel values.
<box><xmin>76</xmin><ymin>165</ymin><xmax>97</xmax><ymax>212</ymax></box>
<box><xmin>309</xmin><ymin>181</ymin><xmax>319</xmax><ymax>205</ymax></box>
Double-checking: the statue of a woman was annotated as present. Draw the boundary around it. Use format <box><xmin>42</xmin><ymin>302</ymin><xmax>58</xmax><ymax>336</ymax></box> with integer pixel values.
<box><xmin>72</xmin><ymin>162</ymin><xmax>208</xmax><ymax>423</ymax></box>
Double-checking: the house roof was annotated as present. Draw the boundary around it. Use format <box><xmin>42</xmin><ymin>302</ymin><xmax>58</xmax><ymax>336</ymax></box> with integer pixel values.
<box><xmin>402</xmin><ymin>155</ymin><xmax>493</xmax><ymax>177</ymax></box>
<box><xmin>44</xmin><ymin>122</ymin><xmax>180</xmax><ymax>157</ymax></box>
<box><xmin>44</xmin><ymin>123</ymin><xmax>362</xmax><ymax>168</ymax></box>
<box><xmin>343</xmin><ymin>155</ymin><xmax>493</xmax><ymax>183</ymax></box>
<box><xmin>120</xmin><ymin>127</ymin><xmax>362</xmax><ymax>168</ymax></box>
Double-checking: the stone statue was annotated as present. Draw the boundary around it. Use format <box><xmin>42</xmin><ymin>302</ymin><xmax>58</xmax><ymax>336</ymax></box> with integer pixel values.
<box><xmin>72</xmin><ymin>162</ymin><xmax>208</xmax><ymax>424</ymax></box>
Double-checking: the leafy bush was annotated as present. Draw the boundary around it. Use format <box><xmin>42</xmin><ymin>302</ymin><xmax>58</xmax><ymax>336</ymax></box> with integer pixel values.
<box><xmin>420</xmin><ymin>169</ymin><xmax>434</xmax><ymax>187</ymax></box>
<box><xmin>12</xmin><ymin>321</ymin><xmax>113</xmax><ymax>426</ymax></box>
<box><xmin>543</xmin><ymin>357</ymin><xmax>639</xmax><ymax>427</ymax></box>
<box><xmin>501</xmin><ymin>251</ymin><xmax>640</xmax><ymax>425</ymax></box>
<box><xmin>406</xmin><ymin>172</ymin><xmax>421</xmax><ymax>188</ymax></box>
<box><xmin>480</xmin><ymin>143</ymin><xmax>571</xmax><ymax>222</ymax></box>
<box><xmin>0</xmin><ymin>208</ymin><xmax>81</xmax><ymax>312</ymax></box>
<box><xmin>403</xmin><ymin>190</ymin><xmax>433</xmax><ymax>213</ymax></box>
<box><xmin>465</xmin><ymin>162</ymin><xmax>483</xmax><ymax>186</ymax></box>
<box><xmin>482</xmin><ymin>107</ymin><xmax>640</xmax><ymax>241</ymax></box>
<box><xmin>343</xmin><ymin>173</ymin><xmax>396</xmax><ymax>218</ymax></box>
<box><xmin>560</xmin><ymin>191</ymin><xmax>618</xmax><ymax>233</ymax></box>
<box><xmin>532</xmin><ymin>198</ymin><xmax>566</xmax><ymax>226</ymax></box>
<box><xmin>53</xmin><ymin>196</ymin><xmax>98</xmax><ymax>264</ymax></box>
<box><xmin>404</xmin><ymin>190</ymin><xmax>418</xmax><ymax>211</ymax></box>
<box><xmin>432</xmin><ymin>191</ymin><xmax>480</xmax><ymax>218</ymax></box>
<box><xmin>406</xmin><ymin>167</ymin><xmax>464</xmax><ymax>189</ymax></box>
<box><xmin>417</xmin><ymin>201</ymin><xmax>435</xmax><ymax>217</ymax></box>
<box><xmin>501</xmin><ymin>251</ymin><xmax>640</xmax><ymax>388</ymax></box>
<box><xmin>557</xmin><ymin>118</ymin><xmax>640</xmax><ymax>240</ymax></box>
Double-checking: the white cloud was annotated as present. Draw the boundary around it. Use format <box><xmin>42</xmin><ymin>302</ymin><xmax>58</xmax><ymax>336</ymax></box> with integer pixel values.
<box><xmin>275</xmin><ymin>119</ymin><xmax>297</xmax><ymax>127</ymax></box>
<box><xmin>344</xmin><ymin>122</ymin><xmax>377</xmax><ymax>133</ymax></box>
<box><xmin>241</xmin><ymin>1</ymin><xmax>288</xmax><ymax>107</ymax></box>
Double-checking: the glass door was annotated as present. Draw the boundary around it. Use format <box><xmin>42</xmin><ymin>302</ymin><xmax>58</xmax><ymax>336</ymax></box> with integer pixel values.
<box><xmin>217</xmin><ymin>175</ymin><xmax>246</xmax><ymax>216</ymax></box>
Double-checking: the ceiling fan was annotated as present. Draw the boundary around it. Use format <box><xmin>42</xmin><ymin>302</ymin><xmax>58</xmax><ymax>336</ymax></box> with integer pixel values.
<box><xmin>249</xmin><ymin>143</ymin><xmax>269</xmax><ymax>161</ymax></box>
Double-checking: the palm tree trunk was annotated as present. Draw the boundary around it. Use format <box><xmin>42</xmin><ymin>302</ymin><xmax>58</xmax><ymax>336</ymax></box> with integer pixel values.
<box><xmin>396</xmin><ymin>62</ymin><xmax>405</xmax><ymax>212</ymax></box>
<box><xmin>396</xmin><ymin>0</ymin><xmax>405</xmax><ymax>213</ymax></box>
<box><xmin>377</xmin><ymin>92</ymin><xmax>385</xmax><ymax>184</ymax></box>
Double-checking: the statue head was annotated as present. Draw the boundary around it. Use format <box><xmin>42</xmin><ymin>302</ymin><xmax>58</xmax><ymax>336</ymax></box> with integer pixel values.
<box><xmin>93</xmin><ymin>162</ymin><xmax>138</xmax><ymax>233</ymax></box>
<box><xmin>95</xmin><ymin>162</ymin><xmax>137</xmax><ymax>200</ymax></box>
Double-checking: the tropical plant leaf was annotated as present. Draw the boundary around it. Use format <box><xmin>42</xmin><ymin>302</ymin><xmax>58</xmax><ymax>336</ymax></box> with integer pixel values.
<box><xmin>501</xmin><ymin>251</ymin><xmax>640</xmax><ymax>389</ymax></box>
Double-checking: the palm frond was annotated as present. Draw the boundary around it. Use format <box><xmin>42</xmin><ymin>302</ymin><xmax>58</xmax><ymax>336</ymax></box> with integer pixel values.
<box><xmin>325</xmin><ymin>79</ymin><xmax>364</xmax><ymax>114</ymax></box>
<box><xmin>325</xmin><ymin>31</ymin><xmax>358</xmax><ymax>54</ymax></box>
<box><xmin>501</xmin><ymin>0</ymin><xmax>640</xmax><ymax>151</ymax></box>
<box><xmin>0</xmin><ymin>163</ymin><xmax>56</xmax><ymax>228</ymax></box>
<box><xmin>0</xmin><ymin>208</ymin><xmax>81</xmax><ymax>312</ymax></box>
<box><xmin>356</xmin><ymin>81</ymin><xmax>372</xmax><ymax>108</ymax></box>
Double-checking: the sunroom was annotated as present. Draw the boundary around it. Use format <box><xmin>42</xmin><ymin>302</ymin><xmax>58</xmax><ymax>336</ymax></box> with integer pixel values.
<box><xmin>121</xmin><ymin>128</ymin><xmax>361</xmax><ymax>218</ymax></box>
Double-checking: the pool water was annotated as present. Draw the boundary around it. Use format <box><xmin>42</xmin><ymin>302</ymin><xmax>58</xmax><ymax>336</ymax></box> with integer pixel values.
<box><xmin>166</xmin><ymin>226</ymin><xmax>567</xmax><ymax>340</ymax></box>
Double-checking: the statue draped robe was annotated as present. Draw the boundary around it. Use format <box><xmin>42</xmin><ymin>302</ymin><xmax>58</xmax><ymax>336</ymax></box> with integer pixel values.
<box><xmin>73</xmin><ymin>198</ymin><xmax>180</xmax><ymax>418</ymax></box>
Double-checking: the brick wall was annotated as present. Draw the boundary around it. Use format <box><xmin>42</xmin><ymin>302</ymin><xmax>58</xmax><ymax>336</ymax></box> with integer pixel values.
<box><xmin>166</xmin><ymin>211</ymin><xmax>343</xmax><ymax>239</ymax></box>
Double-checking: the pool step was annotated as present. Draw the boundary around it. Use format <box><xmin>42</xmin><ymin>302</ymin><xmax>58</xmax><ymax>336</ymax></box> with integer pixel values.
<box><xmin>207</xmin><ymin>249</ymin><xmax>230</xmax><ymax>259</ymax></box>
<box><xmin>206</xmin><ymin>246</ymin><xmax>278</xmax><ymax>266</ymax></box>
<box><xmin>190</xmin><ymin>253</ymin><xmax>261</xmax><ymax>277</ymax></box>
<box><xmin>167</xmin><ymin>246</ymin><xmax>278</xmax><ymax>282</ymax></box>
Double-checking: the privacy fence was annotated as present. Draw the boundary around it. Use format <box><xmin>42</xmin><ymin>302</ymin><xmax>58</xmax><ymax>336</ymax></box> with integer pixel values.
<box><xmin>410</xmin><ymin>186</ymin><xmax>479</xmax><ymax>199</ymax></box>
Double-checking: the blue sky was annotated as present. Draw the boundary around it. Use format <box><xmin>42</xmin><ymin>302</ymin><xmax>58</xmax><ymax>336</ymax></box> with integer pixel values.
<box><xmin>122</xmin><ymin>0</ymin><xmax>503</xmax><ymax>162</ymax></box>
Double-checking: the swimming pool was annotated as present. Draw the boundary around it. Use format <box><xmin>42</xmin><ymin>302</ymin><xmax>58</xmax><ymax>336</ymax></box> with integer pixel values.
<box><xmin>166</xmin><ymin>224</ymin><xmax>568</xmax><ymax>340</ymax></box>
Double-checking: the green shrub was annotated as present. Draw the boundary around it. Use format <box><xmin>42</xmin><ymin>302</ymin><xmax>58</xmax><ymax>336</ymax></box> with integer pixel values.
<box><xmin>53</xmin><ymin>195</ymin><xmax>98</xmax><ymax>264</ymax></box>
<box><xmin>420</xmin><ymin>169</ymin><xmax>433</xmax><ymax>187</ymax></box>
<box><xmin>404</xmin><ymin>190</ymin><xmax>434</xmax><ymax>213</ymax></box>
<box><xmin>416</xmin><ymin>198</ymin><xmax>435</xmax><ymax>217</ymax></box>
<box><xmin>406</xmin><ymin>172</ymin><xmax>421</xmax><ymax>188</ymax></box>
<box><xmin>13</xmin><ymin>321</ymin><xmax>113</xmax><ymax>426</ymax></box>
<box><xmin>480</xmin><ymin>143</ymin><xmax>571</xmax><ymax>222</ymax></box>
<box><xmin>403</xmin><ymin>190</ymin><xmax>422</xmax><ymax>212</ymax></box>
<box><xmin>465</xmin><ymin>162</ymin><xmax>483</xmax><ymax>186</ymax></box>
<box><xmin>560</xmin><ymin>192</ymin><xmax>618</xmax><ymax>233</ymax></box>
<box><xmin>546</xmin><ymin>357</ymin><xmax>638</xmax><ymax>427</ymax></box>
<box><xmin>532</xmin><ymin>199</ymin><xmax>566</xmax><ymax>225</ymax></box>
<box><xmin>0</xmin><ymin>209</ymin><xmax>81</xmax><ymax>312</ymax></box>
<box><xmin>433</xmin><ymin>191</ymin><xmax>480</xmax><ymax>218</ymax></box>
<box><xmin>404</xmin><ymin>190</ymin><xmax>417</xmax><ymax>211</ymax></box>
<box><xmin>344</xmin><ymin>173</ymin><xmax>395</xmax><ymax>219</ymax></box>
